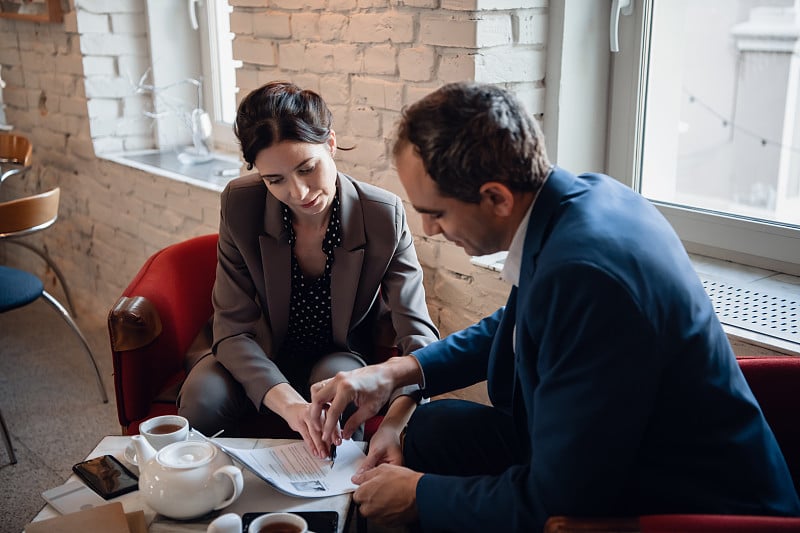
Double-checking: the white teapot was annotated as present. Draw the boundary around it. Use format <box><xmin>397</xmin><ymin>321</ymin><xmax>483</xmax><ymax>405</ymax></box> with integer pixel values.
<box><xmin>131</xmin><ymin>435</ymin><xmax>244</xmax><ymax>520</ymax></box>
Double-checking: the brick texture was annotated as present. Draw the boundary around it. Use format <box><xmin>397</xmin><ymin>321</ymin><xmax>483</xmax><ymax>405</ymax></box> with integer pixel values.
<box><xmin>1</xmin><ymin>0</ymin><xmax>547</xmax><ymax>332</ymax></box>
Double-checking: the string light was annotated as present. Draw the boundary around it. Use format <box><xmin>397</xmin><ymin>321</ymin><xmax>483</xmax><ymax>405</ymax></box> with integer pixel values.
<box><xmin>682</xmin><ymin>87</ymin><xmax>800</xmax><ymax>154</ymax></box>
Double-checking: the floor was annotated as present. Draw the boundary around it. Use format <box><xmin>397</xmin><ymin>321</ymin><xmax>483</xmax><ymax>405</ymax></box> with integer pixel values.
<box><xmin>0</xmin><ymin>300</ymin><xmax>118</xmax><ymax>533</ymax></box>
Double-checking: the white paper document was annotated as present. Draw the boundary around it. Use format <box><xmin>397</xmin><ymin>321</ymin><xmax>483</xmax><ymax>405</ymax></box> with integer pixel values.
<box><xmin>211</xmin><ymin>439</ymin><xmax>366</xmax><ymax>498</ymax></box>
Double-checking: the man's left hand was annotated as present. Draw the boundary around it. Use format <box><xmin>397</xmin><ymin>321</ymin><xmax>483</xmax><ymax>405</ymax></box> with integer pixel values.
<box><xmin>352</xmin><ymin>464</ymin><xmax>423</xmax><ymax>526</ymax></box>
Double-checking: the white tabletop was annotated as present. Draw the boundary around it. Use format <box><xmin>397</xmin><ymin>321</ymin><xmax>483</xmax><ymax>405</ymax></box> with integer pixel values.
<box><xmin>31</xmin><ymin>436</ymin><xmax>356</xmax><ymax>533</ymax></box>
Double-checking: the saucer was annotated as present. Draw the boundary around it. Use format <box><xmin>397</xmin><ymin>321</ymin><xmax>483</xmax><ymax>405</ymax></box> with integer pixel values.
<box><xmin>123</xmin><ymin>442</ymin><xmax>138</xmax><ymax>466</ymax></box>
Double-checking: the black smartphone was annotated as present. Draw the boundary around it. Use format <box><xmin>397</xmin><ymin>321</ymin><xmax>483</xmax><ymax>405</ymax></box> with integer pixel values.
<box><xmin>72</xmin><ymin>454</ymin><xmax>139</xmax><ymax>500</ymax></box>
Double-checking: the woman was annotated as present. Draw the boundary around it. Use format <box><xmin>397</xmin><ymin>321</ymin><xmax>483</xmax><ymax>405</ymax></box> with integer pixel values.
<box><xmin>178</xmin><ymin>81</ymin><xmax>438</xmax><ymax>459</ymax></box>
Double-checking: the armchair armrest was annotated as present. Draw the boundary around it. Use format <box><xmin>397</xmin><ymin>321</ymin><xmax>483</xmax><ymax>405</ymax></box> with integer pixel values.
<box><xmin>109</xmin><ymin>296</ymin><xmax>162</xmax><ymax>351</ymax></box>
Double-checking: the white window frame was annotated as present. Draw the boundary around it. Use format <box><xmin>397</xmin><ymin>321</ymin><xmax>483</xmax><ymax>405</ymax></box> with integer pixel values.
<box><xmin>196</xmin><ymin>0</ymin><xmax>239</xmax><ymax>153</ymax></box>
<box><xmin>545</xmin><ymin>0</ymin><xmax>800</xmax><ymax>277</ymax></box>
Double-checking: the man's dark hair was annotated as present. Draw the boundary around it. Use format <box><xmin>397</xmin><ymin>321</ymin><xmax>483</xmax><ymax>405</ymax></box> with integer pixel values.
<box><xmin>234</xmin><ymin>81</ymin><xmax>334</xmax><ymax>170</ymax></box>
<box><xmin>394</xmin><ymin>82</ymin><xmax>551</xmax><ymax>203</ymax></box>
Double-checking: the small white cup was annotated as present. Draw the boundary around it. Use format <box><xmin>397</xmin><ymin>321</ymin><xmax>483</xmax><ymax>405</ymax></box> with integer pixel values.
<box><xmin>248</xmin><ymin>512</ymin><xmax>308</xmax><ymax>533</ymax></box>
<box><xmin>139</xmin><ymin>415</ymin><xmax>189</xmax><ymax>450</ymax></box>
<box><xmin>207</xmin><ymin>512</ymin><xmax>242</xmax><ymax>533</ymax></box>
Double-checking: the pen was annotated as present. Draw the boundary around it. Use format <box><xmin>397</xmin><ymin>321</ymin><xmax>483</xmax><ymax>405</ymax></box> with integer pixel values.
<box><xmin>329</xmin><ymin>413</ymin><xmax>342</xmax><ymax>468</ymax></box>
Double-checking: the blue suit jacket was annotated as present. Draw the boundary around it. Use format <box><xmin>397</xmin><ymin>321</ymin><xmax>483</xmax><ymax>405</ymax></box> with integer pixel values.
<box><xmin>413</xmin><ymin>168</ymin><xmax>800</xmax><ymax>531</ymax></box>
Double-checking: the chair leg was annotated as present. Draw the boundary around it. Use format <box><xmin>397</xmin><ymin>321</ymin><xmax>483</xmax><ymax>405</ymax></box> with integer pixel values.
<box><xmin>5</xmin><ymin>240</ymin><xmax>78</xmax><ymax>317</ymax></box>
<box><xmin>40</xmin><ymin>291</ymin><xmax>109</xmax><ymax>404</ymax></box>
<box><xmin>0</xmin><ymin>406</ymin><xmax>17</xmax><ymax>464</ymax></box>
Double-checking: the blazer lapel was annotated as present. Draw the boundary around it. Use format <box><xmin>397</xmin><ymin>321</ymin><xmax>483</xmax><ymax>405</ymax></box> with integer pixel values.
<box><xmin>520</xmin><ymin>166</ymin><xmax>576</xmax><ymax>281</ymax></box>
<box><xmin>330</xmin><ymin>175</ymin><xmax>366</xmax><ymax>346</ymax></box>
<box><xmin>261</xmin><ymin>190</ymin><xmax>291</xmax><ymax>349</ymax></box>
<box><xmin>488</xmin><ymin>287</ymin><xmax>518</xmax><ymax>413</ymax></box>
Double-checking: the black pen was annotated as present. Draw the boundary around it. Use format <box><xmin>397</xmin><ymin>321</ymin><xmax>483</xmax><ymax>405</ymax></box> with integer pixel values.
<box><xmin>329</xmin><ymin>413</ymin><xmax>342</xmax><ymax>468</ymax></box>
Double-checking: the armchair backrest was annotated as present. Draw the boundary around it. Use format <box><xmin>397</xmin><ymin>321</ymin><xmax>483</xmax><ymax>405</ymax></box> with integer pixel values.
<box><xmin>737</xmin><ymin>356</ymin><xmax>800</xmax><ymax>495</ymax></box>
<box><xmin>108</xmin><ymin>234</ymin><xmax>218</xmax><ymax>430</ymax></box>
<box><xmin>543</xmin><ymin>355</ymin><xmax>800</xmax><ymax>533</ymax></box>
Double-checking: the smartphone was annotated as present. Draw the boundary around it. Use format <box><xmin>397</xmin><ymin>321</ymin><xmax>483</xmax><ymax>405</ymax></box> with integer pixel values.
<box><xmin>72</xmin><ymin>454</ymin><xmax>139</xmax><ymax>500</ymax></box>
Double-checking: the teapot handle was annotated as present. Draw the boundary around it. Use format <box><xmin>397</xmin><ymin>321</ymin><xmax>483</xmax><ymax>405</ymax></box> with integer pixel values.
<box><xmin>212</xmin><ymin>465</ymin><xmax>244</xmax><ymax>510</ymax></box>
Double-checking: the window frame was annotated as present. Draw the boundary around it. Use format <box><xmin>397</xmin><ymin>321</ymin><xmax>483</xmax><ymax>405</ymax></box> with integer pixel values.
<box><xmin>143</xmin><ymin>0</ymin><xmax>238</xmax><ymax>154</ymax></box>
<box><xmin>196</xmin><ymin>0</ymin><xmax>239</xmax><ymax>153</ymax></box>
<box><xmin>546</xmin><ymin>0</ymin><xmax>800</xmax><ymax>277</ymax></box>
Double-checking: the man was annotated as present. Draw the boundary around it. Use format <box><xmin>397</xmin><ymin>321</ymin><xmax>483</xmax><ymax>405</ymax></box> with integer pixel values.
<box><xmin>308</xmin><ymin>82</ymin><xmax>800</xmax><ymax>531</ymax></box>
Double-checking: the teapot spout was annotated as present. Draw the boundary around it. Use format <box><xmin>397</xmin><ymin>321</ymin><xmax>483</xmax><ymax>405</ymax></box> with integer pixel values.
<box><xmin>131</xmin><ymin>434</ymin><xmax>156</xmax><ymax>464</ymax></box>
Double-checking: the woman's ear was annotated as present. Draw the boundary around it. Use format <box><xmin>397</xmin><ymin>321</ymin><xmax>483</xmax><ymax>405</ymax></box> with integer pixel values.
<box><xmin>479</xmin><ymin>182</ymin><xmax>515</xmax><ymax>217</ymax></box>
<box><xmin>328</xmin><ymin>130</ymin><xmax>337</xmax><ymax>157</ymax></box>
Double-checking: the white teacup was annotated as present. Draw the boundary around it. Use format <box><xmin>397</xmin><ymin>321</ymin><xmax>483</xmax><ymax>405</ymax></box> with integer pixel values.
<box><xmin>207</xmin><ymin>513</ymin><xmax>242</xmax><ymax>533</ymax></box>
<box><xmin>139</xmin><ymin>414</ymin><xmax>189</xmax><ymax>450</ymax></box>
<box><xmin>248</xmin><ymin>512</ymin><xmax>308</xmax><ymax>533</ymax></box>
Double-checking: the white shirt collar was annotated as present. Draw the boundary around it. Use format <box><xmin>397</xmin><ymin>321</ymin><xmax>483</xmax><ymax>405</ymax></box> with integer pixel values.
<box><xmin>500</xmin><ymin>201</ymin><xmax>534</xmax><ymax>286</ymax></box>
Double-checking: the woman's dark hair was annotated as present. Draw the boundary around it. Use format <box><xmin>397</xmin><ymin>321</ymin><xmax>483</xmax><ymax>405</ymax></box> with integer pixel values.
<box><xmin>234</xmin><ymin>81</ymin><xmax>335</xmax><ymax>170</ymax></box>
<box><xmin>393</xmin><ymin>82</ymin><xmax>551</xmax><ymax>203</ymax></box>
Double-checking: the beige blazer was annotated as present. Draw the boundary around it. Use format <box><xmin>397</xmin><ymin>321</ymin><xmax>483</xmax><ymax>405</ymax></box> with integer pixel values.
<box><xmin>212</xmin><ymin>172</ymin><xmax>439</xmax><ymax>408</ymax></box>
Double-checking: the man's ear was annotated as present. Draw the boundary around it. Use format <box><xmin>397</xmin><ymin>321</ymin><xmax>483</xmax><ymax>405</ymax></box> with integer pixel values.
<box><xmin>479</xmin><ymin>182</ymin><xmax>515</xmax><ymax>217</ymax></box>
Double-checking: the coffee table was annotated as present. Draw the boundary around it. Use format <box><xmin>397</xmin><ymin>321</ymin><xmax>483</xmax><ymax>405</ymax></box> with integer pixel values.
<box><xmin>31</xmin><ymin>436</ymin><xmax>358</xmax><ymax>533</ymax></box>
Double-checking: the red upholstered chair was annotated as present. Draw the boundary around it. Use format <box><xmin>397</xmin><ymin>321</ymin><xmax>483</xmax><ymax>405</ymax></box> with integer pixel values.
<box><xmin>108</xmin><ymin>234</ymin><xmax>218</xmax><ymax>435</ymax></box>
<box><xmin>108</xmin><ymin>233</ymin><xmax>394</xmax><ymax>437</ymax></box>
<box><xmin>544</xmin><ymin>356</ymin><xmax>800</xmax><ymax>533</ymax></box>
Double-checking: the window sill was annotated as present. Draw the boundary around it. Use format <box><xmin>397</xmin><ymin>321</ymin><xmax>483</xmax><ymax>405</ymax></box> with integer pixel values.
<box><xmin>471</xmin><ymin>252</ymin><xmax>800</xmax><ymax>356</ymax></box>
<box><xmin>100</xmin><ymin>149</ymin><xmax>243</xmax><ymax>193</ymax></box>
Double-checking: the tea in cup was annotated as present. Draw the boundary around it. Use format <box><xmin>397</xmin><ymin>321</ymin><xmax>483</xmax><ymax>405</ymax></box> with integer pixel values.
<box><xmin>248</xmin><ymin>512</ymin><xmax>308</xmax><ymax>533</ymax></box>
<box><xmin>139</xmin><ymin>415</ymin><xmax>189</xmax><ymax>450</ymax></box>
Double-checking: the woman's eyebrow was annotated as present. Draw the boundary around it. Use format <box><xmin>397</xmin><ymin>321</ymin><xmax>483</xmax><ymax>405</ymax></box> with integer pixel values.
<box><xmin>260</xmin><ymin>157</ymin><xmax>315</xmax><ymax>179</ymax></box>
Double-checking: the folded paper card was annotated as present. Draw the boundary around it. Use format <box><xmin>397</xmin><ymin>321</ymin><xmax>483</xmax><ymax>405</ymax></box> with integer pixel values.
<box><xmin>25</xmin><ymin>502</ymin><xmax>130</xmax><ymax>533</ymax></box>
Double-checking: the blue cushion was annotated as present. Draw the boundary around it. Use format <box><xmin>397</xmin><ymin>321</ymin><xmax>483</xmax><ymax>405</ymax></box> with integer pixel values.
<box><xmin>0</xmin><ymin>266</ymin><xmax>43</xmax><ymax>313</ymax></box>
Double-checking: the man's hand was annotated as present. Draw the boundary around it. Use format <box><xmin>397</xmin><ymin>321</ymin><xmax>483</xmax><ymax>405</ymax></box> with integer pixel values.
<box><xmin>309</xmin><ymin>364</ymin><xmax>395</xmax><ymax>444</ymax></box>
<box><xmin>352</xmin><ymin>464</ymin><xmax>423</xmax><ymax>526</ymax></box>
<box><xmin>309</xmin><ymin>356</ymin><xmax>424</xmax><ymax>445</ymax></box>
<box><xmin>357</xmin><ymin>423</ymin><xmax>404</xmax><ymax>474</ymax></box>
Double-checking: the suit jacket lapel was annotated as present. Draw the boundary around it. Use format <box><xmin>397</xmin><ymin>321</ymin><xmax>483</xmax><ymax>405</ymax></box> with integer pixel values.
<box><xmin>330</xmin><ymin>174</ymin><xmax>365</xmax><ymax>346</ymax></box>
<box><xmin>261</xmin><ymin>189</ymin><xmax>291</xmax><ymax>349</ymax></box>
<box><xmin>520</xmin><ymin>166</ymin><xmax>576</xmax><ymax>281</ymax></box>
<box><xmin>488</xmin><ymin>287</ymin><xmax>518</xmax><ymax>413</ymax></box>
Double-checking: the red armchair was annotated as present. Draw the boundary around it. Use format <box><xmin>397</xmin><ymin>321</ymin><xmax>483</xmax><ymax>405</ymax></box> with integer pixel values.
<box><xmin>108</xmin><ymin>234</ymin><xmax>218</xmax><ymax>435</ymax></box>
<box><xmin>108</xmin><ymin>233</ymin><xmax>393</xmax><ymax>437</ymax></box>
<box><xmin>544</xmin><ymin>356</ymin><xmax>800</xmax><ymax>532</ymax></box>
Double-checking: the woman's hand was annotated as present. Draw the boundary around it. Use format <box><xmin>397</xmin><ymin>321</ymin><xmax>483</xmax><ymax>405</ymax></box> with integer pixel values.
<box><xmin>284</xmin><ymin>401</ymin><xmax>335</xmax><ymax>458</ymax></box>
<box><xmin>263</xmin><ymin>383</ymin><xmax>334</xmax><ymax>459</ymax></box>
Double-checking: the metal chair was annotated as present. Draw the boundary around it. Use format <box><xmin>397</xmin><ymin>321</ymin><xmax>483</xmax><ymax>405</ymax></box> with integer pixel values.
<box><xmin>0</xmin><ymin>180</ymin><xmax>77</xmax><ymax>316</ymax></box>
<box><xmin>0</xmin><ymin>132</ymin><xmax>32</xmax><ymax>187</ymax></box>
<box><xmin>0</xmin><ymin>188</ymin><xmax>108</xmax><ymax>465</ymax></box>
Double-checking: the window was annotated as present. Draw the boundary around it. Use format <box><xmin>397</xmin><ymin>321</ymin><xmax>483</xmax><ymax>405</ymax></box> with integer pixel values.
<box><xmin>608</xmin><ymin>0</ymin><xmax>800</xmax><ymax>275</ymax></box>
<box><xmin>143</xmin><ymin>0</ymin><xmax>238</xmax><ymax>154</ymax></box>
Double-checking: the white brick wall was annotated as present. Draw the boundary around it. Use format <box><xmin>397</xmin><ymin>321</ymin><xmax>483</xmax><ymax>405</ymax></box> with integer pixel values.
<box><xmin>226</xmin><ymin>1</ymin><xmax>548</xmax><ymax>330</ymax></box>
<box><xmin>1</xmin><ymin>0</ymin><xmax>548</xmax><ymax>335</ymax></box>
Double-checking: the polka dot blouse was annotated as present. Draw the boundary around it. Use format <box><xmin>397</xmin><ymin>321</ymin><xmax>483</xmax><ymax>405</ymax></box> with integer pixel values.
<box><xmin>279</xmin><ymin>192</ymin><xmax>342</xmax><ymax>359</ymax></box>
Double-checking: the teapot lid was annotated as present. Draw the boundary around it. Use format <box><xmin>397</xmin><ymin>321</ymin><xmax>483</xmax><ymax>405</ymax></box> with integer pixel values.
<box><xmin>157</xmin><ymin>441</ymin><xmax>216</xmax><ymax>469</ymax></box>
